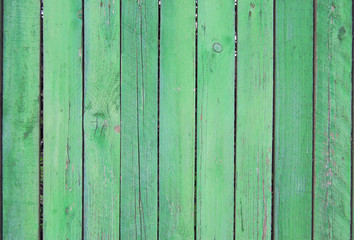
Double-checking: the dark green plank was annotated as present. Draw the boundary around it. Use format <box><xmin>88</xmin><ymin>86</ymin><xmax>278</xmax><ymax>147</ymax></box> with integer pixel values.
<box><xmin>120</xmin><ymin>0</ymin><xmax>158</xmax><ymax>239</ymax></box>
<box><xmin>2</xmin><ymin>0</ymin><xmax>40</xmax><ymax>238</ymax></box>
<box><xmin>197</xmin><ymin>0</ymin><xmax>235</xmax><ymax>238</ymax></box>
<box><xmin>43</xmin><ymin>0</ymin><xmax>83</xmax><ymax>238</ymax></box>
<box><xmin>159</xmin><ymin>0</ymin><xmax>195</xmax><ymax>238</ymax></box>
<box><xmin>84</xmin><ymin>0</ymin><xmax>120</xmax><ymax>238</ymax></box>
<box><xmin>274</xmin><ymin>0</ymin><xmax>313</xmax><ymax>239</ymax></box>
<box><xmin>236</xmin><ymin>0</ymin><xmax>273</xmax><ymax>239</ymax></box>
<box><xmin>314</xmin><ymin>1</ymin><xmax>352</xmax><ymax>239</ymax></box>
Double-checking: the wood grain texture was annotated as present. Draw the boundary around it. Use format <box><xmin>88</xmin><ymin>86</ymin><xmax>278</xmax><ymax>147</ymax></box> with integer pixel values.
<box><xmin>83</xmin><ymin>0</ymin><xmax>120</xmax><ymax>238</ymax></box>
<box><xmin>235</xmin><ymin>0</ymin><xmax>273</xmax><ymax>239</ymax></box>
<box><xmin>120</xmin><ymin>0</ymin><xmax>158</xmax><ymax>239</ymax></box>
<box><xmin>314</xmin><ymin>1</ymin><xmax>352</xmax><ymax>239</ymax></box>
<box><xmin>159</xmin><ymin>0</ymin><xmax>195</xmax><ymax>238</ymax></box>
<box><xmin>2</xmin><ymin>0</ymin><xmax>40</xmax><ymax>238</ymax></box>
<box><xmin>43</xmin><ymin>0</ymin><xmax>83</xmax><ymax>238</ymax></box>
<box><xmin>196</xmin><ymin>0</ymin><xmax>235</xmax><ymax>238</ymax></box>
<box><xmin>274</xmin><ymin>0</ymin><xmax>313</xmax><ymax>239</ymax></box>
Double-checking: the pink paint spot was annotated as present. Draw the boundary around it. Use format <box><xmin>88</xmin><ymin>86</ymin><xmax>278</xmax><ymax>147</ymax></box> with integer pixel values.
<box><xmin>114</xmin><ymin>125</ymin><xmax>121</xmax><ymax>134</ymax></box>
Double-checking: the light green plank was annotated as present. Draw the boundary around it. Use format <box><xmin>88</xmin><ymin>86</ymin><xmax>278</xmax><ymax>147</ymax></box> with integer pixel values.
<box><xmin>314</xmin><ymin>1</ymin><xmax>352</xmax><ymax>239</ymax></box>
<box><xmin>159</xmin><ymin>0</ymin><xmax>195</xmax><ymax>238</ymax></box>
<box><xmin>274</xmin><ymin>0</ymin><xmax>313</xmax><ymax>239</ymax></box>
<box><xmin>120</xmin><ymin>0</ymin><xmax>158</xmax><ymax>239</ymax></box>
<box><xmin>43</xmin><ymin>0</ymin><xmax>83</xmax><ymax>238</ymax></box>
<box><xmin>197</xmin><ymin>0</ymin><xmax>235</xmax><ymax>238</ymax></box>
<box><xmin>2</xmin><ymin>0</ymin><xmax>40</xmax><ymax>238</ymax></box>
<box><xmin>236</xmin><ymin>0</ymin><xmax>273</xmax><ymax>239</ymax></box>
<box><xmin>84</xmin><ymin>0</ymin><xmax>120</xmax><ymax>238</ymax></box>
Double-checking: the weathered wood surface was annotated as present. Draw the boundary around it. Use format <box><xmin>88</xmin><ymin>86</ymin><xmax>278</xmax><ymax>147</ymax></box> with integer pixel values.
<box><xmin>83</xmin><ymin>0</ymin><xmax>121</xmax><ymax>238</ymax></box>
<box><xmin>1</xmin><ymin>1</ymin><xmax>354</xmax><ymax>239</ymax></box>
<box><xmin>120</xmin><ymin>0</ymin><xmax>158</xmax><ymax>239</ymax></box>
<box><xmin>314</xmin><ymin>1</ymin><xmax>352</xmax><ymax>239</ymax></box>
<box><xmin>274</xmin><ymin>0</ymin><xmax>313</xmax><ymax>239</ymax></box>
<box><xmin>43</xmin><ymin>0</ymin><xmax>83</xmax><ymax>238</ymax></box>
<box><xmin>159</xmin><ymin>0</ymin><xmax>196</xmax><ymax>238</ymax></box>
<box><xmin>236</xmin><ymin>0</ymin><xmax>273</xmax><ymax>239</ymax></box>
<box><xmin>2</xmin><ymin>0</ymin><xmax>40</xmax><ymax>238</ymax></box>
<box><xmin>197</xmin><ymin>0</ymin><xmax>235</xmax><ymax>239</ymax></box>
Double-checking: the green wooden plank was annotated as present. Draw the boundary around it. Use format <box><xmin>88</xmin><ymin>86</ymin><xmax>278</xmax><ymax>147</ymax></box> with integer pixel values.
<box><xmin>274</xmin><ymin>0</ymin><xmax>313</xmax><ymax>239</ymax></box>
<box><xmin>196</xmin><ymin>0</ymin><xmax>235</xmax><ymax>238</ymax></box>
<box><xmin>235</xmin><ymin>0</ymin><xmax>273</xmax><ymax>239</ymax></box>
<box><xmin>83</xmin><ymin>0</ymin><xmax>120</xmax><ymax>238</ymax></box>
<box><xmin>159</xmin><ymin>0</ymin><xmax>195</xmax><ymax>238</ymax></box>
<box><xmin>43</xmin><ymin>0</ymin><xmax>83</xmax><ymax>238</ymax></box>
<box><xmin>314</xmin><ymin>1</ymin><xmax>352</xmax><ymax>239</ymax></box>
<box><xmin>120</xmin><ymin>0</ymin><xmax>158</xmax><ymax>239</ymax></box>
<box><xmin>2</xmin><ymin>0</ymin><xmax>40</xmax><ymax>238</ymax></box>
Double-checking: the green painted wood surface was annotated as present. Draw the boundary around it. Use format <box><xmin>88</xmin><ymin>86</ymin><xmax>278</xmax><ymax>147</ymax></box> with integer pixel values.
<box><xmin>274</xmin><ymin>1</ymin><xmax>313</xmax><ymax>239</ymax></box>
<box><xmin>3</xmin><ymin>1</ymin><xmax>354</xmax><ymax>238</ymax></box>
<box><xmin>2</xmin><ymin>0</ymin><xmax>40</xmax><ymax>238</ymax></box>
<box><xmin>83</xmin><ymin>0</ymin><xmax>120</xmax><ymax>238</ymax></box>
<box><xmin>43</xmin><ymin>0</ymin><xmax>83</xmax><ymax>238</ymax></box>
<box><xmin>196</xmin><ymin>0</ymin><xmax>235</xmax><ymax>238</ymax></box>
<box><xmin>120</xmin><ymin>0</ymin><xmax>158</xmax><ymax>238</ymax></box>
<box><xmin>235</xmin><ymin>0</ymin><xmax>273</xmax><ymax>239</ymax></box>
<box><xmin>314</xmin><ymin>1</ymin><xmax>352</xmax><ymax>239</ymax></box>
<box><xmin>159</xmin><ymin>0</ymin><xmax>195</xmax><ymax>238</ymax></box>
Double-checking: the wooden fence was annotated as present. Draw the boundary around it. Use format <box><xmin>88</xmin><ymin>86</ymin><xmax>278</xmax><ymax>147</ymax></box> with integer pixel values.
<box><xmin>1</xmin><ymin>0</ymin><xmax>353</xmax><ymax>239</ymax></box>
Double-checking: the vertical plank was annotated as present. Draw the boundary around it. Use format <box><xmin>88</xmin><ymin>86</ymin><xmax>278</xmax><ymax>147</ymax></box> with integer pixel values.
<box><xmin>2</xmin><ymin>0</ymin><xmax>40</xmax><ymax>238</ymax></box>
<box><xmin>84</xmin><ymin>0</ymin><xmax>120</xmax><ymax>238</ymax></box>
<box><xmin>235</xmin><ymin>0</ymin><xmax>273</xmax><ymax>239</ymax></box>
<box><xmin>43</xmin><ymin>0</ymin><xmax>83</xmax><ymax>238</ymax></box>
<box><xmin>274</xmin><ymin>0</ymin><xmax>313</xmax><ymax>239</ymax></box>
<box><xmin>120</xmin><ymin>0</ymin><xmax>158</xmax><ymax>238</ymax></box>
<box><xmin>197</xmin><ymin>0</ymin><xmax>235</xmax><ymax>238</ymax></box>
<box><xmin>159</xmin><ymin>0</ymin><xmax>195</xmax><ymax>238</ymax></box>
<box><xmin>314</xmin><ymin>1</ymin><xmax>352</xmax><ymax>239</ymax></box>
